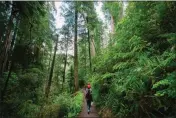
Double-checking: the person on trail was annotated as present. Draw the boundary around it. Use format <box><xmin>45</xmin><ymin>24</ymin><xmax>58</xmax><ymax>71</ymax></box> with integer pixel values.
<box><xmin>85</xmin><ymin>83</ymin><xmax>93</xmax><ymax>114</ymax></box>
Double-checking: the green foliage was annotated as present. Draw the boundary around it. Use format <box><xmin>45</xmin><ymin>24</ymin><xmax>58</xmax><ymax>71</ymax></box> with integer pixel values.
<box><xmin>153</xmin><ymin>72</ymin><xmax>176</xmax><ymax>98</ymax></box>
<box><xmin>68</xmin><ymin>91</ymin><xmax>83</xmax><ymax>117</ymax></box>
<box><xmin>17</xmin><ymin>100</ymin><xmax>40</xmax><ymax>117</ymax></box>
<box><xmin>1</xmin><ymin>1</ymin><xmax>85</xmax><ymax>118</ymax></box>
<box><xmin>89</xmin><ymin>1</ymin><xmax>176</xmax><ymax>118</ymax></box>
<box><xmin>41</xmin><ymin>91</ymin><xmax>83</xmax><ymax>118</ymax></box>
<box><xmin>41</xmin><ymin>93</ymin><xmax>70</xmax><ymax>118</ymax></box>
<box><xmin>0</xmin><ymin>67</ymin><xmax>46</xmax><ymax>117</ymax></box>
<box><xmin>103</xmin><ymin>1</ymin><xmax>123</xmax><ymax>23</ymax></box>
<box><xmin>2</xmin><ymin>1</ymin><xmax>176</xmax><ymax>118</ymax></box>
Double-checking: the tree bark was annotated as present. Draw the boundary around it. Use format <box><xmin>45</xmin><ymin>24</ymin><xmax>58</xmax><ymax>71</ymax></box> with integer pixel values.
<box><xmin>86</xmin><ymin>17</ymin><xmax>92</xmax><ymax>71</ymax></box>
<box><xmin>111</xmin><ymin>15</ymin><xmax>115</xmax><ymax>34</ymax></box>
<box><xmin>62</xmin><ymin>36</ymin><xmax>69</xmax><ymax>90</ymax></box>
<box><xmin>10</xmin><ymin>16</ymin><xmax>20</xmax><ymax>52</ymax></box>
<box><xmin>48</xmin><ymin>51</ymin><xmax>52</xmax><ymax>72</ymax></box>
<box><xmin>45</xmin><ymin>35</ymin><xmax>58</xmax><ymax>98</ymax></box>
<box><xmin>0</xmin><ymin>17</ymin><xmax>20</xmax><ymax>101</ymax></box>
<box><xmin>90</xmin><ymin>37</ymin><xmax>96</xmax><ymax>57</ymax></box>
<box><xmin>5</xmin><ymin>17</ymin><xmax>20</xmax><ymax>71</ymax></box>
<box><xmin>63</xmin><ymin>36</ymin><xmax>69</xmax><ymax>83</ymax></box>
<box><xmin>85</xmin><ymin>38</ymin><xmax>87</xmax><ymax>76</ymax></box>
<box><xmin>74</xmin><ymin>2</ymin><xmax>79</xmax><ymax>92</ymax></box>
<box><xmin>1</xmin><ymin>61</ymin><xmax>13</xmax><ymax>102</ymax></box>
<box><xmin>0</xmin><ymin>3</ymin><xmax>16</xmax><ymax>76</ymax></box>
<box><xmin>70</xmin><ymin>66</ymin><xmax>73</xmax><ymax>93</ymax></box>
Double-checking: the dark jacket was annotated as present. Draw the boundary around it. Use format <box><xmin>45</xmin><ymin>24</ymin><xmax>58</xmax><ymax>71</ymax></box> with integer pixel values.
<box><xmin>85</xmin><ymin>90</ymin><xmax>93</xmax><ymax>101</ymax></box>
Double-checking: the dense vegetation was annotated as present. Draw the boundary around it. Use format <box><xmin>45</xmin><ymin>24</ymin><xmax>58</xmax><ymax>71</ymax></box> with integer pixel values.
<box><xmin>92</xmin><ymin>1</ymin><xmax>176</xmax><ymax>118</ymax></box>
<box><xmin>0</xmin><ymin>1</ymin><xmax>83</xmax><ymax>117</ymax></box>
<box><xmin>0</xmin><ymin>1</ymin><xmax>176</xmax><ymax>118</ymax></box>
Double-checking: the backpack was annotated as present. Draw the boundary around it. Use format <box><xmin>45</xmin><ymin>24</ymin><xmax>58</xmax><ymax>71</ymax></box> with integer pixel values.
<box><xmin>86</xmin><ymin>89</ymin><xmax>92</xmax><ymax>101</ymax></box>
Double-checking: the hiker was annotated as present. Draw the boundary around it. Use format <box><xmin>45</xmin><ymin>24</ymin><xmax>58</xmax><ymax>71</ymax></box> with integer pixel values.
<box><xmin>85</xmin><ymin>83</ymin><xmax>93</xmax><ymax>114</ymax></box>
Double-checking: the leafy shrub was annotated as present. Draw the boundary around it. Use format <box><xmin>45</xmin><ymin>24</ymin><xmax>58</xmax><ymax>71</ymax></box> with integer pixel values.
<box><xmin>17</xmin><ymin>100</ymin><xmax>40</xmax><ymax>117</ymax></box>
<box><xmin>41</xmin><ymin>91</ymin><xmax>83</xmax><ymax>118</ymax></box>
<box><xmin>68</xmin><ymin>91</ymin><xmax>83</xmax><ymax>117</ymax></box>
<box><xmin>153</xmin><ymin>72</ymin><xmax>176</xmax><ymax>98</ymax></box>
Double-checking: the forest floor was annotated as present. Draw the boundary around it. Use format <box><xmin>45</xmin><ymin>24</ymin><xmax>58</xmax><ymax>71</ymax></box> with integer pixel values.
<box><xmin>78</xmin><ymin>89</ymin><xmax>99</xmax><ymax>118</ymax></box>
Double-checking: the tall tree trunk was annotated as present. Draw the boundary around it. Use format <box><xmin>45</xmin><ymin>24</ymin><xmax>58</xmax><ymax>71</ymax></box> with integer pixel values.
<box><xmin>45</xmin><ymin>35</ymin><xmax>58</xmax><ymax>98</ymax></box>
<box><xmin>74</xmin><ymin>2</ymin><xmax>79</xmax><ymax>92</ymax></box>
<box><xmin>85</xmin><ymin>39</ymin><xmax>87</xmax><ymax>76</ymax></box>
<box><xmin>86</xmin><ymin>17</ymin><xmax>92</xmax><ymax>71</ymax></box>
<box><xmin>110</xmin><ymin>15</ymin><xmax>116</xmax><ymax>46</ymax></box>
<box><xmin>1</xmin><ymin>61</ymin><xmax>13</xmax><ymax>102</ymax></box>
<box><xmin>10</xmin><ymin>17</ymin><xmax>20</xmax><ymax>52</ymax></box>
<box><xmin>88</xmin><ymin>30</ymin><xmax>92</xmax><ymax>71</ymax></box>
<box><xmin>70</xmin><ymin>66</ymin><xmax>73</xmax><ymax>93</ymax></box>
<box><xmin>111</xmin><ymin>15</ymin><xmax>115</xmax><ymax>34</ymax></box>
<box><xmin>0</xmin><ymin>17</ymin><xmax>20</xmax><ymax>102</ymax></box>
<box><xmin>90</xmin><ymin>38</ymin><xmax>96</xmax><ymax>57</ymax></box>
<box><xmin>0</xmin><ymin>3</ymin><xmax>16</xmax><ymax>76</ymax></box>
<box><xmin>48</xmin><ymin>51</ymin><xmax>52</xmax><ymax>72</ymax></box>
<box><xmin>62</xmin><ymin>36</ymin><xmax>69</xmax><ymax>90</ymax></box>
<box><xmin>5</xmin><ymin>17</ymin><xmax>20</xmax><ymax>71</ymax></box>
<box><xmin>63</xmin><ymin>37</ymin><xmax>69</xmax><ymax>83</ymax></box>
<box><xmin>29</xmin><ymin>20</ymin><xmax>33</xmax><ymax>41</ymax></box>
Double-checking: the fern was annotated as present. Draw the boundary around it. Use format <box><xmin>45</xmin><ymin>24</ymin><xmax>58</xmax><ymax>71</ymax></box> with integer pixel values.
<box><xmin>153</xmin><ymin>72</ymin><xmax>176</xmax><ymax>98</ymax></box>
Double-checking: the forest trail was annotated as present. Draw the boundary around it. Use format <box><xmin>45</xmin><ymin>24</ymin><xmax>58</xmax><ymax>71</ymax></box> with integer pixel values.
<box><xmin>78</xmin><ymin>89</ymin><xmax>99</xmax><ymax>118</ymax></box>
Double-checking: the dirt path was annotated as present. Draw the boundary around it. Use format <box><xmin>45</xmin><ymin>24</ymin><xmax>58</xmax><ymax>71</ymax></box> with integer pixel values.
<box><xmin>78</xmin><ymin>89</ymin><xmax>99</xmax><ymax>118</ymax></box>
